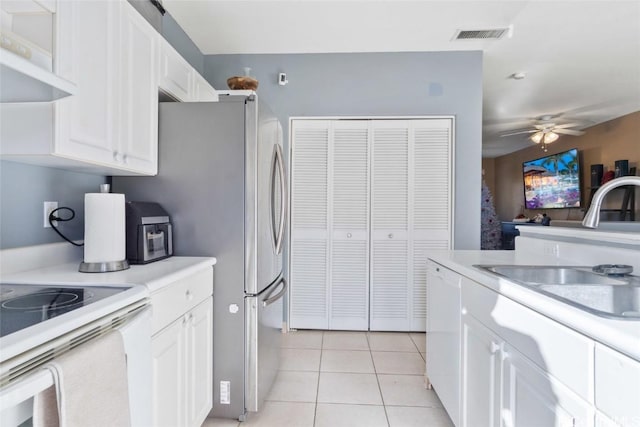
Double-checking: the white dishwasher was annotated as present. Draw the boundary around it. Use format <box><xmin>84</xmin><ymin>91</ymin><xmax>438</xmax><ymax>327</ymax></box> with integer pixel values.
<box><xmin>426</xmin><ymin>260</ymin><xmax>461</xmax><ymax>427</ymax></box>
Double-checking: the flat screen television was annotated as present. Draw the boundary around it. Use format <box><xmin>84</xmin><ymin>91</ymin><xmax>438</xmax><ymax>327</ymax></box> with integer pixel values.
<box><xmin>523</xmin><ymin>148</ymin><xmax>581</xmax><ymax>209</ymax></box>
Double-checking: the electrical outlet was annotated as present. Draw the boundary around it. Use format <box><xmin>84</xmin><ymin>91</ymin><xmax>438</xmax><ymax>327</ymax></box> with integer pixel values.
<box><xmin>44</xmin><ymin>201</ymin><xmax>58</xmax><ymax>228</ymax></box>
<box><xmin>543</xmin><ymin>242</ymin><xmax>560</xmax><ymax>257</ymax></box>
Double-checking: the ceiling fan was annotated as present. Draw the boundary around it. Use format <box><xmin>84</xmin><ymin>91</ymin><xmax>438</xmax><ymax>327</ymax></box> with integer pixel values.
<box><xmin>500</xmin><ymin>116</ymin><xmax>586</xmax><ymax>151</ymax></box>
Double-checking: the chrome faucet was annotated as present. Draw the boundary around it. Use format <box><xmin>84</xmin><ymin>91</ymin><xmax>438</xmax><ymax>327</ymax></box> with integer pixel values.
<box><xmin>582</xmin><ymin>176</ymin><xmax>640</xmax><ymax>228</ymax></box>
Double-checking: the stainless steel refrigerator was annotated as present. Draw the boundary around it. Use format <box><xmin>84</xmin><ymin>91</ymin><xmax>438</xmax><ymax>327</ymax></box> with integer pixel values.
<box><xmin>113</xmin><ymin>91</ymin><xmax>287</xmax><ymax>421</ymax></box>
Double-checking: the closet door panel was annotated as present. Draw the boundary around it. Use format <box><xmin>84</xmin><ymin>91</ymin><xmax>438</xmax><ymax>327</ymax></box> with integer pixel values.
<box><xmin>411</xmin><ymin>119</ymin><xmax>453</xmax><ymax>331</ymax></box>
<box><xmin>290</xmin><ymin>121</ymin><xmax>330</xmax><ymax>329</ymax></box>
<box><xmin>330</xmin><ymin>121</ymin><xmax>370</xmax><ymax>330</ymax></box>
<box><xmin>370</xmin><ymin>121</ymin><xmax>410</xmax><ymax>331</ymax></box>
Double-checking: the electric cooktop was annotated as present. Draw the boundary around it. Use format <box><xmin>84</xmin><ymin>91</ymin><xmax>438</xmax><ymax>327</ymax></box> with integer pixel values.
<box><xmin>0</xmin><ymin>283</ymin><xmax>131</xmax><ymax>337</ymax></box>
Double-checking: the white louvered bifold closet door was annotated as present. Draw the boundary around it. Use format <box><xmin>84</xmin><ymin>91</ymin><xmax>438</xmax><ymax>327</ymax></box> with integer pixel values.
<box><xmin>330</xmin><ymin>121</ymin><xmax>370</xmax><ymax>330</ymax></box>
<box><xmin>290</xmin><ymin>118</ymin><xmax>452</xmax><ymax>332</ymax></box>
<box><xmin>411</xmin><ymin>119</ymin><xmax>452</xmax><ymax>330</ymax></box>
<box><xmin>370</xmin><ymin>121</ymin><xmax>411</xmax><ymax>331</ymax></box>
<box><xmin>370</xmin><ymin>119</ymin><xmax>453</xmax><ymax>331</ymax></box>
<box><xmin>290</xmin><ymin>120</ymin><xmax>370</xmax><ymax>330</ymax></box>
<box><xmin>290</xmin><ymin>121</ymin><xmax>330</xmax><ymax>329</ymax></box>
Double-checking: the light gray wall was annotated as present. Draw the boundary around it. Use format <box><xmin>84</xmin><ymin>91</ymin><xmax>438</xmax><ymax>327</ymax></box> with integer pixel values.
<box><xmin>204</xmin><ymin>51</ymin><xmax>483</xmax><ymax>249</ymax></box>
<box><xmin>0</xmin><ymin>161</ymin><xmax>106</xmax><ymax>249</ymax></box>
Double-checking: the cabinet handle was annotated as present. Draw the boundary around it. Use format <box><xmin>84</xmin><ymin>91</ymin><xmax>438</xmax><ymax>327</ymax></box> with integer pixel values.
<box><xmin>388</xmin><ymin>233</ymin><xmax>394</xmax><ymax>239</ymax></box>
<box><xmin>122</xmin><ymin>153</ymin><xmax>128</xmax><ymax>164</ymax></box>
<box><xmin>502</xmin><ymin>350</ymin><xmax>510</xmax><ymax>361</ymax></box>
<box><xmin>490</xmin><ymin>342</ymin><xmax>500</xmax><ymax>354</ymax></box>
<box><xmin>113</xmin><ymin>151</ymin><xmax>119</xmax><ymax>161</ymax></box>
<box><xmin>182</xmin><ymin>314</ymin><xmax>188</xmax><ymax>325</ymax></box>
<box><xmin>347</xmin><ymin>233</ymin><xmax>352</xmax><ymax>238</ymax></box>
<box><xmin>186</xmin><ymin>290</ymin><xmax>193</xmax><ymax>300</ymax></box>
<box><xmin>436</xmin><ymin>267</ymin><xmax>440</xmax><ymax>272</ymax></box>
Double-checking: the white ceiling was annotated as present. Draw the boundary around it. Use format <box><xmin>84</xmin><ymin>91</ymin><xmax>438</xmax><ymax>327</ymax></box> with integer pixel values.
<box><xmin>163</xmin><ymin>0</ymin><xmax>640</xmax><ymax>157</ymax></box>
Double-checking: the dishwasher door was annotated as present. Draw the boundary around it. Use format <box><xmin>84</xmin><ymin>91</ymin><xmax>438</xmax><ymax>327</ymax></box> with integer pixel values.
<box><xmin>426</xmin><ymin>262</ymin><xmax>461</xmax><ymax>426</ymax></box>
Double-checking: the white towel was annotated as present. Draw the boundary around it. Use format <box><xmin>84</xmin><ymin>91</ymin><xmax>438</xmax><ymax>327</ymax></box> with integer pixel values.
<box><xmin>33</xmin><ymin>331</ymin><xmax>132</xmax><ymax>427</ymax></box>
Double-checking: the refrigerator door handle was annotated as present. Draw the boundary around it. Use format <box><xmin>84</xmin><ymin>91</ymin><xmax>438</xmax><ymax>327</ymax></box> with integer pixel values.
<box><xmin>274</xmin><ymin>143</ymin><xmax>287</xmax><ymax>255</ymax></box>
<box><xmin>269</xmin><ymin>145</ymin><xmax>279</xmax><ymax>252</ymax></box>
<box><xmin>262</xmin><ymin>276</ymin><xmax>287</xmax><ymax>307</ymax></box>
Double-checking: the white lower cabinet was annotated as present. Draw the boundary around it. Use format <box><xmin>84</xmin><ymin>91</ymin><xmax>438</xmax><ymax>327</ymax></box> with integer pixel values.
<box><xmin>426</xmin><ymin>261</ymin><xmax>461</xmax><ymax>426</ymax></box>
<box><xmin>461</xmin><ymin>313</ymin><xmax>501</xmax><ymax>427</ymax></box>
<box><xmin>152</xmin><ymin>318</ymin><xmax>184</xmax><ymax>427</ymax></box>
<box><xmin>594</xmin><ymin>343</ymin><xmax>640</xmax><ymax>427</ymax></box>
<box><xmin>460</xmin><ymin>277</ymin><xmax>595</xmax><ymax>427</ymax></box>
<box><xmin>150</xmin><ymin>268</ymin><xmax>213</xmax><ymax>427</ymax></box>
<box><xmin>501</xmin><ymin>343</ymin><xmax>592</xmax><ymax>427</ymax></box>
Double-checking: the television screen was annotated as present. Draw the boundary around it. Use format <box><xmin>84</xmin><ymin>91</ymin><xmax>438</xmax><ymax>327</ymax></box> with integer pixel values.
<box><xmin>523</xmin><ymin>148</ymin><xmax>581</xmax><ymax>209</ymax></box>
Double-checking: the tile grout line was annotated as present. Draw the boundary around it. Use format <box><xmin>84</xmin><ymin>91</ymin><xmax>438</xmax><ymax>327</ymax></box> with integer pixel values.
<box><xmin>367</xmin><ymin>331</ymin><xmax>392</xmax><ymax>427</ymax></box>
<box><xmin>312</xmin><ymin>331</ymin><xmax>324</xmax><ymax>427</ymax></box>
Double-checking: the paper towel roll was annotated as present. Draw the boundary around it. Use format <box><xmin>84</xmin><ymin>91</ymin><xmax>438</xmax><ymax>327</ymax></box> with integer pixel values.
<box><xmin>84</xmin><ymin>193</ymin><xmax>126</xmax><ymax>263</ymax></box>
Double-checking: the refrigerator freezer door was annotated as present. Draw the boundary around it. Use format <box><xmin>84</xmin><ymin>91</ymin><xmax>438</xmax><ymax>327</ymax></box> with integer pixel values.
<box><xmin>245</xmin><ymin>275</ymin><xmax>286</xmax><ymax>413</ymax></box>
<box><xmin>249</xmin><ymin>98</ymin><xmax>286</xmax><ymax>296</ymax></box>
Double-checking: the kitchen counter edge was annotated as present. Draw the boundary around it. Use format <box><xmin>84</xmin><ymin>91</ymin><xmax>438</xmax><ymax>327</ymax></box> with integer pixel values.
<box><xmin>426</xmin><ymin>249</ymin><xmax>640</xmax><ymax>362</ymax></box>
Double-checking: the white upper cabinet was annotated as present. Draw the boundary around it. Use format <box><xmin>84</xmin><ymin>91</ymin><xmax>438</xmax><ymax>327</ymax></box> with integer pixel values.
<box><xmin>116</xmin><ymin>1</ymin><xmax>159</xmax><ymax>174</ymax></box>
<box><xmin>1</xmin><ymin>0</ymin><xmax>159</xmax><ymax>175</ymax></box>
<box><xmin>1</xmin><ymin>0</ymin><xmax>216</xmax><ymax>175</ymax></box>
<box><xmin>159</xmin><ymin>38</ymin><xmax>217</xmax><ymax>102</ymax></box>
<box><xmin>158</xmin><ymin>38</ymin><xmax>192</xmax><ymax>101</ymax></box>
<box><xmin>191</xmin><ymin>72</ymin><xmax>219</xmax><ymax>102</ymax></box>
<box><xmin>0</xmin><ymin>0</ymin><xmax>77</xmax><ymax>102</ymax></box>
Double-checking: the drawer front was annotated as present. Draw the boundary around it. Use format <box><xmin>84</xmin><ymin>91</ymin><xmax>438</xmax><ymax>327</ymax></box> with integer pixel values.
<box><xmin>151</xmin><ymin>268</ymin><xmax>213</xmax><ymax>334</ymax></box>
<box><xmin>462</xmin><ymin>278</ymin><xmax>594</xmax><ymax>401</ymax></box>
<box><xmin>595</xmin><ymin>343</ymin><xmax>640</xmax><ymax>425</ymax></box>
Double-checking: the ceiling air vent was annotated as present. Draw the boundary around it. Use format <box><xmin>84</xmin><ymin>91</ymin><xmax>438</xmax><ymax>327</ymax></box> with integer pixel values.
<box><xmin>454</xmin><ymin>28</ymin><xmax>511</xmax><ymax>40</ymax></box>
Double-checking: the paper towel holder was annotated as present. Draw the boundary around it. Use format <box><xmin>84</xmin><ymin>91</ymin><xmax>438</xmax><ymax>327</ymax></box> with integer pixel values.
<box><xmin>79</xmin><ymin>184</ymin><xmax>130</xmax><ymax>273</ymax></box>
<box><xmin>79</xmin><ymin>259</ymin><xmax>130</xmax><ymax>273</ymax></box>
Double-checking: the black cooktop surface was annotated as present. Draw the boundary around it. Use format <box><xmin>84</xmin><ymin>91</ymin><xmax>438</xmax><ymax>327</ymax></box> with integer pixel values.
<box><xmin>0</xmin><ymin>284</ymin><xmax>129</xmax><ymax>337</ymax></box>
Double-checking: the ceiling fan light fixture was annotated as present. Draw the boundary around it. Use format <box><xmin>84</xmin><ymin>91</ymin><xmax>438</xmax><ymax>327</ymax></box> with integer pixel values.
<box><xmin>530</xmin><ymin>131</ymin><xmax>544</xmax><ymax>144</ymax></box>
<box><xmin>544</xmin><ymin>131</ymin><xmax>559</xmax><ymax>144</ymax></box>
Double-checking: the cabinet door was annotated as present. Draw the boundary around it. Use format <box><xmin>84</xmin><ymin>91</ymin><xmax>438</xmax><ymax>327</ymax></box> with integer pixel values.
<box><xmin>370</xmin><ymin>120</ymin><xmax>410</xmax><ymax>331</ymax></box>
<box><xmin>192</xmin><ymin>73</ymin><xmax>219</xmax><ymax>102</ymax></box>
<box><xmin>290</xmin><ymin>120</ymin><xmax>330</xmax><ymax>329</ymax></box>
<box><xmin>502</xmin><ymin>344</ymin><xmax>593</xmax><ymax>427</ymax></box>
<box><xmin>426</xmin><ymin>261</ymin><xmax>461</xmax><ymax>426</ymax></box>
<box><xmin>116</xmin><ymin>1</ymin><xmax>158</xmax><ymax>175</ymax></box>
<box><xmin>330</xmin><ymin>121</ymin><xmax>370</xmax><ymax>330</ymax></box>
<box><xmin>159</xmin><ymin>38</ymin><xmax>192</xmax><ymax>101</ymax></box>
<box><xmin>185</xmin><ymin>298</ymin><xmax>213</xmax><ymax>427</ymax></box>
<box><xmin>54</xmin><ymin>0</ymin><xmax>117</xmax><ymax>165</ymax></box>
<box><xmin>152</xmin><ymin>319</ymin><xmax>186</xmax><ymax>427</ymax></box>
<box><xmin>461</xmin><ymin>313</ymin><xmax>501</xmax><ymax>427</ymax></box>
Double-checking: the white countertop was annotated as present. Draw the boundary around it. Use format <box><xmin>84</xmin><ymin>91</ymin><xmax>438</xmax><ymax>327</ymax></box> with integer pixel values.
<box><xmin>0</xmin><ymin>256</ymin><xmax>217</xmax><ymax>366</ymax></box>
<box><xmin>1</xmin><ymin>256</ymin><xmax>217</xmax><ymax>293</ymax></box>
<box><xmin>427</xmin><ymin>249</ymin><xmax>640</xmax><ymax>362</ymax></box>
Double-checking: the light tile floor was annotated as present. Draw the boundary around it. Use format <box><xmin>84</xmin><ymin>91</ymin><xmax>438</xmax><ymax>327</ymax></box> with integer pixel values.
<box><xmin>203</xmin><ymin>331</ymin><xmax>454</xmax><ymax>427</ymax></box>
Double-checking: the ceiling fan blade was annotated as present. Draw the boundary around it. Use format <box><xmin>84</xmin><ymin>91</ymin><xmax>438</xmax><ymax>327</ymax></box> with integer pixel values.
<box><xmin>534</xmin><ymin>123</ymin><xmax>555</xmax><ymax>130</ymax></box>
<box><xmin>554</xmin><ymin>128</ymin><xmax>585</xmax><ymax>136</ymax></box>
<box><xmin>553</xmin><ymin>123</ymin><xmax>582</xmax><ymax>129</ymax></box>
<box><xmin>500</xmin><ymin>129</ymin><xmax>537</xmax><ymax>137</ymax></box>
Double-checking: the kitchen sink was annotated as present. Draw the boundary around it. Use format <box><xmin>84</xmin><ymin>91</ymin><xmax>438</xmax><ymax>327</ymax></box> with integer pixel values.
<box><xmin>479</xmin><ymin>265</ymin><xmax>627</xmax><ymax>286</ymax></box>
<box><xmin>536</xmin><ymin>284</ymin><xmax>640</xmax><ymax>319</ymax></box>
<box><xmin>474</xmin><ymin>265</ymin><xmax>640</xmax><ymax>320</ymax></box>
